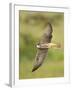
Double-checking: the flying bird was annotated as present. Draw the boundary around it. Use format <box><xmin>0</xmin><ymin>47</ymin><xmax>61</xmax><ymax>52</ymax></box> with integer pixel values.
<box><xmin>32</xmin><ymin>22</ymin><xmax>60</xmax><ymax>72</ymax></box>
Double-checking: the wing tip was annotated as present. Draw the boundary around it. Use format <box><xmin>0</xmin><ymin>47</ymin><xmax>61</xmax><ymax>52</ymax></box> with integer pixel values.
<box><xmin>32</xmin><ymin>67</ymin><xmax>37</xmax><ymax>72</ymax></box>
<box><xmin>32</xmin><ymin>69</ymin><xmax>35</xmax><ymax>72</ymax></box>
<box><xmin>32</xmin><ymin>64</ymin><xmax>42</xmax><ymax>72</ymax></box>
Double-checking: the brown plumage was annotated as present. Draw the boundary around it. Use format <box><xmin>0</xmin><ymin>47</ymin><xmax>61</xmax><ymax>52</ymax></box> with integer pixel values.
<box><xmin>32</xmin><ymin>23</ymin><xmax>53</xmax><ymax>72</ymax></box>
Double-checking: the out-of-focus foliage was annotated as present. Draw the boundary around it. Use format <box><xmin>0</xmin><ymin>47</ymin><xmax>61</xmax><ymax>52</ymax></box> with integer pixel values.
<box><xmin>19</xmin><ymin>10</ymin><xmax>64</xmax><ymax>79</ymax></box>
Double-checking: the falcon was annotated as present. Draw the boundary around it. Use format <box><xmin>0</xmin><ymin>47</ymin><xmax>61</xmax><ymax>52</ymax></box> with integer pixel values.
<box><xmin>32</xmin><ymin>23</ymin><xmax>60</xmax><ymax>72</ymax></box>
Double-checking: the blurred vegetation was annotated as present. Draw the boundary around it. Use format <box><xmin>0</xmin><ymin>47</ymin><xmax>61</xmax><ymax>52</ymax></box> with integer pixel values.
<box><xmin>19</xmin><ymin>10</ymin><xmax>64</xmax><ymax>79</ymax></box>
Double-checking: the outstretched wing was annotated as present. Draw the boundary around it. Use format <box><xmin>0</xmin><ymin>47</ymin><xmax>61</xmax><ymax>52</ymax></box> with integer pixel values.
<box><xmin>32</xmin><ymin>23</ymin><xmax>53</xmax><ymax>72</ymax></box>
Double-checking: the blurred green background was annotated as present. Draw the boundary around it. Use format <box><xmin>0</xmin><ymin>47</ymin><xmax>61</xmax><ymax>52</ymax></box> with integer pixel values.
<box><xmin>19</xmin><ymin>10</ymin><xmax>64</xmax><ymax>79</ymax></box>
